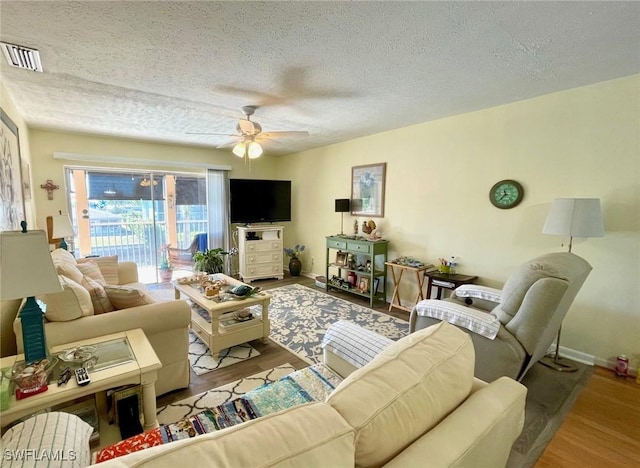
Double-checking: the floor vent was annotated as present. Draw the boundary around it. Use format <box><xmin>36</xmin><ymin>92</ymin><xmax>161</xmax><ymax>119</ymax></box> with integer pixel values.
<box><xmin>1</xmin><ymin>42</ymin><xmax>43</xmax><ymax>72</ymax></box>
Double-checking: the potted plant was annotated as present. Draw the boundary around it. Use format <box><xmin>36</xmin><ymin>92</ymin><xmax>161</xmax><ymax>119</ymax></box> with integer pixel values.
<box><xmin>284</xmin><ymin>244</ymin><xmax>305</xmax><ymax>277</ymax></box>
<box><xmin>193</xmin><ymin>248</ymin><xmax>228</xmax><ymax>274</ymax></box>
<box><xmin>158</xmin><ymin>244</ymin><xmax>174</xmax><ymax>282</ymax></box>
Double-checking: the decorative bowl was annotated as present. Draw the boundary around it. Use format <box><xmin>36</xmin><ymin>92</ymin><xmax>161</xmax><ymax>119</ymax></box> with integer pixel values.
<box><xmin>5</xmin><ymin>357</ymin><xmax>58</xmax><ymax>392</ymax></box>
<box><xmin>59</xmin><ymin>345</ymin><xmax>98</xmax><ymax>368</ymax></box>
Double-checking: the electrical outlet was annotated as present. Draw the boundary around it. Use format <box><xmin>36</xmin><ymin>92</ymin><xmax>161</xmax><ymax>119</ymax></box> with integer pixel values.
<box><xmin>311</xmin><ymin>257</ymin><xmax>315</xmax><ymax>267</ymax></box>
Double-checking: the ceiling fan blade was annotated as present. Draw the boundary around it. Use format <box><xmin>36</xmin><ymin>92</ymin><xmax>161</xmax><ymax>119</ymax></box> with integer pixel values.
<box><xmin>186</xmin><ymin>132</ymin><xmax>237</xmax><ymax>136</ymax></box>
<box><xmin>238</xmin><ymin>119</ymin><xmax>256</xmax><ymax>134</ymax></box>
<box><xmin>216</xmin><ymin>137</ymin><xmax>241</xmax><ymax>149</ymax></box>
<box><xmin>261</xmin><ymin>131</ymin><xmax>309</xmax><ymax>138</ymax></box>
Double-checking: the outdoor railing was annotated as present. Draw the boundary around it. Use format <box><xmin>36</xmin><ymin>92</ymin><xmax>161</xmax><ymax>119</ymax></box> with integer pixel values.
<box><xmin>87</xmin><ymin>219</ymin><xmax>208</xmax><ymax>267</ymax></box>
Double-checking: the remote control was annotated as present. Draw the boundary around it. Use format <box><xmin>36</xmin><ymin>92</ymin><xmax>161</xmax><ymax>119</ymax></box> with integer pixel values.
<box><xmin>74</xmin><ymin>367</ymin><xmax>91</xmax><ymax>386</ymax></box>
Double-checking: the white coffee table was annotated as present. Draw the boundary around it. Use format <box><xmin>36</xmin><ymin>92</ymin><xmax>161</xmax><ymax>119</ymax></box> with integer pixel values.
<box><xmin>173</xmin><ymin>273</ymin><xmax>271</xmax><ymax>360</ymax></box>
<box><xmin>0</xmin><ymin>328</ymin><xmax>161</xmax><ymax>445</ymax></box>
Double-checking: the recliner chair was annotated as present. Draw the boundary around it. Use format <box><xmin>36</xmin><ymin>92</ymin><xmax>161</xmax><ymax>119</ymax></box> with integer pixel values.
<box><xmin>410</xmin><ymin>252</ymin><xmax>592</xmax><ymax>382</ymax></box>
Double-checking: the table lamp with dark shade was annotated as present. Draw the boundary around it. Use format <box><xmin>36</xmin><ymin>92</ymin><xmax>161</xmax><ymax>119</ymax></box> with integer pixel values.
<box><xmin>335</xmin><ymin>199</ymin><xmax>350</xmax><ymax>235</ymax></box>
<box><xmin>541</xmin><ymin>197</ymin><xmax>604</xmax><ymax>372</ymax></box>
<box><xmin>0</xmin><ymin>227</ymin><xmax>62</xmax><ymax>364</ymax></box>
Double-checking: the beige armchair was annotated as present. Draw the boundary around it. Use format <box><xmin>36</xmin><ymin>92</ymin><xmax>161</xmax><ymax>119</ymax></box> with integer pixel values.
<box><xmin>410</xmin><ymin>252</ymin><xmax>592</xmax><ymax>382</ymax></box>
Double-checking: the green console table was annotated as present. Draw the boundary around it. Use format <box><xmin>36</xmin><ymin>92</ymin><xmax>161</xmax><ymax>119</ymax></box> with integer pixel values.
<box><xmin>325</xmin><ymin>235</ymin><xmax>389</xmax><ymax>307</ymax></box>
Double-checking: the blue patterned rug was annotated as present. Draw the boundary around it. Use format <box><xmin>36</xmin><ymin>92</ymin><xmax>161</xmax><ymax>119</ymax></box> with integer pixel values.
<box><xmin>257</xmin><ymin>284</ymin><xmax>409</xmax><ymax>363</ymax></box>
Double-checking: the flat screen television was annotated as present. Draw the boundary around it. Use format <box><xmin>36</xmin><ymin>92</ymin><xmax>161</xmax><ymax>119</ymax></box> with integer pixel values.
<box><xmin>229</xmin><ymin>179</ymin><xmax>291</xmax><ymax>224</ymax></box>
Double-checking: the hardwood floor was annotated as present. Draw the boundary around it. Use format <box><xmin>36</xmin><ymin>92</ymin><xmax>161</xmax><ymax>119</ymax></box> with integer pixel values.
<box><xmin>536</xmin><ymin>366</ymin><xmax>640</xmax><ymax>467</ymax></box>
<box><xmin>157</xmin><ymin>274</ymin><xmax>639</xmax><ymax>467</ymax></box>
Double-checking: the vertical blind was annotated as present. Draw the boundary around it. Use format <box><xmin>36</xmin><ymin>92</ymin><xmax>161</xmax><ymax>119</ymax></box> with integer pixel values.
<box><xmin>206</xmin><ymin>169</ymin><xmax>229</xmax><ymax>251</ymax></box>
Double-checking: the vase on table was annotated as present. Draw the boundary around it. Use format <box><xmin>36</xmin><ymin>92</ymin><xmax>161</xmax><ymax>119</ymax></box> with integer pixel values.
<box><xmin>289</xmin><ymin>257</ymin><xmax>302</xmax><ymax>277</ymax></box>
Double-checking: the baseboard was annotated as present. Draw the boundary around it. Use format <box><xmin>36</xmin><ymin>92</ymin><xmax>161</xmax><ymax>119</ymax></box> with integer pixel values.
<box><xmin>547</xmin><ymin>345</ymin><xmax>638</xmax><ymax>377</ymax></box>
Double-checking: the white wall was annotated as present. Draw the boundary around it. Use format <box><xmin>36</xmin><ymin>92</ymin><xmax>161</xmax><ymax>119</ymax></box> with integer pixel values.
<box><xmin>276</xmin><ymin>75</ymin><xmax>640</xmax><ymax>368</ymax></box>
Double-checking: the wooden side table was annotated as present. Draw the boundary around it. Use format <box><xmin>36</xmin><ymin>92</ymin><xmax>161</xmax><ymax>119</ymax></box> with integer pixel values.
<box><xmin>385</xmin><ymin>262</ymin><xmax>431</xmax><ymax>313</ymax></box>
<box><xmin>424</xmin><ymin>271</ymin><xmax>478</xmax><ymax>300</ymax></box>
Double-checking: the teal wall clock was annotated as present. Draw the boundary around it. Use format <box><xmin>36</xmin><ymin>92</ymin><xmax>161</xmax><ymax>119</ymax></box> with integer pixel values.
<box><xmin>489</xmin><ymin>180</ymin><xmax>524</xmax><ymax>209</ymax></box>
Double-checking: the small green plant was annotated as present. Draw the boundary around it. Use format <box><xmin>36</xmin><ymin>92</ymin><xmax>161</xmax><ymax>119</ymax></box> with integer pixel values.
<box><xmin>193</xmin><ymin>248</ymin><xmax>228</xmax><ymax>274</ymax></box>
<box><xmin>284</xmin><ymin>244</ymin><xmax>305</xmax><ymax>259</ymax></box>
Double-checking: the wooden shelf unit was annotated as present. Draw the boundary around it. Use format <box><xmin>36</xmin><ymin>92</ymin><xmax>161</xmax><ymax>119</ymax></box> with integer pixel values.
<box><xmin>325</xmin><ymin>235</ymin><xmax>389</xmax><ymax>308</ymax></box>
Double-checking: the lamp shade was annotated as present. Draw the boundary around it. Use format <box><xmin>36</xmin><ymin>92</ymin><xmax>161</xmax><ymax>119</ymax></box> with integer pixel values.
<box><xmin>52</xmin><ymin>214</ymin><xmax>75</xmax><ymax>238</ymax></box>
<box><xmin>232</xmin><ymin>141</ymin><xmax>246</xmax><ymax>158</ymax></box>
<box><xmin>335</xmin><ymin>199</ymin><xmax>350</xmax><ymax>213</ymax></box>
<box><xmin>0</xmin><ymin>230</ymin><xmax>62</xmax><ymax>300</ymax></box>
<box><xmin>543</xmin><ymin>198</ymin><xmax>604</xmax><ymax>238</ymax></box>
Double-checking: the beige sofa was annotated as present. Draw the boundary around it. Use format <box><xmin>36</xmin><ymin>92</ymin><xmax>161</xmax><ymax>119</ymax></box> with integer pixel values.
<box><xmin>98</xmin><ymin>321</ymin><xmax>527</xmax><ymax>467</ymax></box>
<box><xmin>12</xmin><ymin>249</ymin><xmax>191</xmax><ymax>396</ymax></box>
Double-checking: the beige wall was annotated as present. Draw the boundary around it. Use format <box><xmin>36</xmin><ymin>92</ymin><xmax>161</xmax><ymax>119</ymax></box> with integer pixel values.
<box><xmin>276</xmin><ymin>75</ymin><xmax>640</xmax><ymax>368</ymax></box>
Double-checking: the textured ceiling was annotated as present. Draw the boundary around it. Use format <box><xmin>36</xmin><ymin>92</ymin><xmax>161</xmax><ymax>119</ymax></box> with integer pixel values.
<box><xmin>1</xmin><ymin>1</ymin><xmax>639</xmax><ymax>155</ymax></box>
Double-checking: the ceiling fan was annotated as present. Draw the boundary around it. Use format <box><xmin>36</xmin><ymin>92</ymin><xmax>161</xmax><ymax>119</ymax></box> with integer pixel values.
<box><xmin>188</xmin><ymin>105</ymin><xmax>308</xmax><ymax>161</ymax></box>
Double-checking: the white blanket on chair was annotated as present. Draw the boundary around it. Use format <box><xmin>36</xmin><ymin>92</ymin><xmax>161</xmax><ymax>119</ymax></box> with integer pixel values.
<box><xmin>414</xmin><ymin>300</ymin><xmax>500</xmax><ymax>339</ymax></box>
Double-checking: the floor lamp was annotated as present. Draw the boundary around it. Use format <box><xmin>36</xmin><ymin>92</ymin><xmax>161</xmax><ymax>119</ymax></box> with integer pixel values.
<box><xmin>541</xmin><ymin>198</ymin><xmax>604</xmax><ymax>371</ymax></box>
<box><xmin>52</xmin><ymin>211</ymin><xmax>75</xmax><ymax>252</ymax></box>
<box><xmin>335</xmin><ymin>199</ymin><xmax>350</xmax><ymax>235</ymax></box>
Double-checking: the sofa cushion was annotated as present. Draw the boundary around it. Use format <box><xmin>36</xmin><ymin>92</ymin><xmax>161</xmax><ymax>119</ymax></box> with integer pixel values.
<box><xmin>77</xmin><ymin>260</ymin><xmax>107</xmax><ymax>285</ymax></box>
<box><xmin>96</xmin><ymin>402</ymin><xmax>355</xmax><ymax>468</ymax></box>
<box><xmin>81</xmin><ymin>276</ymin><xmax>115</xmax><ymax>314</ymax></box>
<box><xmin>51</xmin><ymin>248</ymin><xmax>83</xmax><ymax>284</ymax></box>
<box><xmin>105</xmin><ymin>286</ymin><xmax>155</xmax><ymax>309</ymax></box>
<box><xmin>326</xmin><ymin>321</ymin><xmax>474</xmax><ymax>467</ymax></box>
<box><xmin>78</xmin><ymin>255</ymin><xmax>119</xmax><ymax>285</ymax></box>
<box><xmin>41</xmin><ymin>275</ymin><xmax>94</xmax><ymax>321</ymax></box>
<box><xmin>1</xmin><ymin>412</ymin><xmax>93</xmax><ymax>468</ymax></box>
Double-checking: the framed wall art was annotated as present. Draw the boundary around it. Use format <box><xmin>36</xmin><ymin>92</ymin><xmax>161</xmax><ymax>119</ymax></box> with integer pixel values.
<box><xmin>0</xmin><ymin>108</ymin><xmax>25</xmax><ymax>231</ymax></box>
<box><xmin>351</xmin><ymin>163</ymin><xmax>386</xmax><ymax>217</ymax></box>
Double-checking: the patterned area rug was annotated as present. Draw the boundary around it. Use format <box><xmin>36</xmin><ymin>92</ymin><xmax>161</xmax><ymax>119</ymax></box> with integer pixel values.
<box><xmin>157</xmin><ymin>364</ymin><xmax>296</xmax><ymax>424</ymax></box>
<box><xmin>188</xmin><ymin>330</ymin><xmax>260</xmax><ymax>376</ymax></box>
<box><xmin>254</xmin><ymin>284</ymin><xmax>409</xmax><ymax>363</ymax></box>
<box><xmin>96</xmin><ymin>364</ymin><xmax>342</xmax><ymax>463</ymax></box>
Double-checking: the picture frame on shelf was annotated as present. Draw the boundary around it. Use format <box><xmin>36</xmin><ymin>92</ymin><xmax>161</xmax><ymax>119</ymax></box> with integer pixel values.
<box><xmin>374</xmin><ymin>277</ymin><xmax>380</xmax><ymax>294</ymax></box>
<box><xmin>351</xmin><ymin>162</ymin><xmax>386</xmax><ymax>218</ymax></box>
<box><xmin>335</xmin><ymin>251</ymin><xmax>348</xmax><ymax>267</ymax></box>
<box><xmin>358</xmin><ymin>277</ymin><xmax>370</xmax><ymax>293</ymax></box>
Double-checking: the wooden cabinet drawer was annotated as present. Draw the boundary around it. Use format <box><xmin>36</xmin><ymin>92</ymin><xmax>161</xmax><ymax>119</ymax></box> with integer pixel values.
<box><xmin>246</xmin><ymin>252</ymin><xmax>282</xmax><ymax>265</ymax></box>
<box><xmin>347</xmin><ymin>242</ymin><xmax>370</xmax><ymax>253</ymax></box>
<box><xmin>327</xmin><ymin>239</ymin><xmax>347</xmax><ymax>249</ymax></box>
<box><xmin>246</xmin><ymin>263</ymin><xmax>282</xmax><ymax>276</ymax></box>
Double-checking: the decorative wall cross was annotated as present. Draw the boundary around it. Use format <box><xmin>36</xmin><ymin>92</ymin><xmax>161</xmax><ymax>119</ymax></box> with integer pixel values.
<box><xmin>40</xmin><ymin>179</ymin><xmax>60</xmax><ymax>200</ymax></box>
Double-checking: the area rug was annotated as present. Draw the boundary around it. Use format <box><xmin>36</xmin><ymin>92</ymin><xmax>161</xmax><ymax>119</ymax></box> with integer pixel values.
<box><xmin>156</xmin><ymin>364</ymin><xmax>296</xmax><ymax>424</ymax></box>
<box><xmin>252</xmin><ymin>284</ymin><xmax>409</xmax><ymax>363</ymax></box>
<box><xmin>187</xmin><ymin>330</ymin><xmax>260</xmax><ymax>376</ymax></box>
<box><xmin>96</xmin><ymin>364</ymin><xmax>341</xmax><ymax>463</ymax></box>
<box><xmin>507</xmin><ymin>359</ymin><xmax>594</xmax><ymax>467</ymax></box>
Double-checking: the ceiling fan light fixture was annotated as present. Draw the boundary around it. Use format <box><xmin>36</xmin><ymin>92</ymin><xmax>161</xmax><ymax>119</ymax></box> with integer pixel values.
<box><xmin>248</xmin><ymin>141</ymin><xmax>263</xmax><ymax>159</ymax></box>
<box><xmin>232</xmin><ymin>141</ymin><xmax>246</xmax><ymax>157</ymax></box>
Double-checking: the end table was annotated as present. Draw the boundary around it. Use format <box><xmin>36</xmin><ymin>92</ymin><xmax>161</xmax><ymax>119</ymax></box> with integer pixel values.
<box><xmin>424</xmin><ymin>271</ymin><xmax>478</xmax><ymax>300</ymax></box>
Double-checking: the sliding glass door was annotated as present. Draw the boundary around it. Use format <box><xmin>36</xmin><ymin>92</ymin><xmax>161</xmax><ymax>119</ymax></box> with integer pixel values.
<box><xmin>65</xmin><ymin>168</ymin><xmax>209</xmax><ymax>283</ymax></box>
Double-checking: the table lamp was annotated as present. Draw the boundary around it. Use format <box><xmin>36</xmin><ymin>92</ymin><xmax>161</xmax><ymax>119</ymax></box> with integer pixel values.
<box><xmin>335</xmin><ymin>199</ymin><xmax>350</xmax><ymax>235</ymax></box>
<box><xmin>0</xmin><ymin>226</ymin><xmax>62</xmax><ymax>364</ymax></box>
<box><xmin>541</xmin><ymin>198</ymin><xmax>604</xmax><ymax>371</ymax></box>
<box><xmin>52</xmin><ymin>212</ymin><xmax>75</xmax><ymax>251</ymax></box>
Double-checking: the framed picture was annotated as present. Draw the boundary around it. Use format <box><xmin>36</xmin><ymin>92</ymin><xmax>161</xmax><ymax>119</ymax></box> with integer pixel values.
<box><xmin>0</xmin><ymin>108</ymin><xmax>25</xmax><ymax>231</ymax></box>
<box><xmin>351</xmin><ymin>163</ymin><xmax>386</xmax><ymax>217</ymax></box>
<box><xmin>335</xmin><ymin>251</ymin><xmax>348</xmax><ymax>266</ymax></box>
<box><xmin>358</xmin><ymin>276</ymin><xmax>371</xmax><ymax>293</ymax></box>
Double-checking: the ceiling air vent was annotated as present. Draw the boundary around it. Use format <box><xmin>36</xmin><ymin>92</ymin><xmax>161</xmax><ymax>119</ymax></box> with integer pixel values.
<box><xmin>1</xmin><ymin>42</ymin><xmax>43</xmax><ymax>72</ymax></box>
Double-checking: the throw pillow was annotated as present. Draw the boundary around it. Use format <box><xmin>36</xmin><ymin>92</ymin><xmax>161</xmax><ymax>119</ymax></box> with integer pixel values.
<box><xmin>78</xmin><ymin>255</ymin><xmax>119</xmax><ymax>285</ymax></box>
<box><xmin>326</xmin><ymin>321</ymin><xmax>474</xmax><ymax>467</ymax></box>
<box><xmin>1</xmin><ymin>412</ymin><xmax>93</xmax><ymax>468</ymax></box>
<box><xmin>81</xmin><ymin>276</ymin><xmax>115</xmax><ymax>314</ymax></box>
<box><xmin>104</xmin><ymin>286</ymin><xmax>155</xmax><ymax>309</ymax></box>
<box><xmin>77</xmin><ymin>260</ymin><xmax>107</xmax><ymax>285</ymax></box>
<box><xmin>51</xmin><ymin>248</ymin><xmax>84</xmax><ymax>284</ymax></box>
<box><xmin>40</xmin><ymin>275</ymin><xmax>94</xmax><ymax>321</ymax></box>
